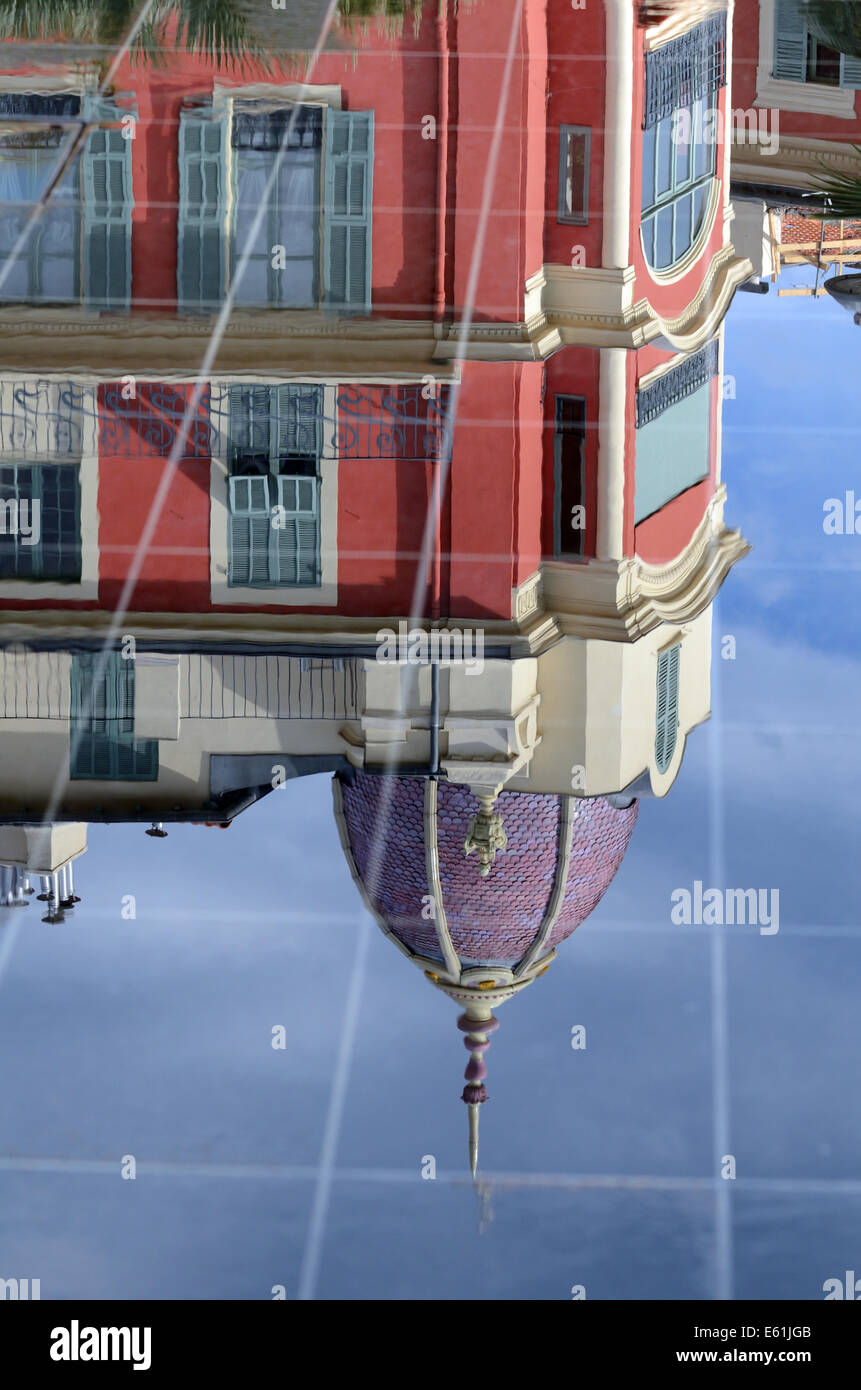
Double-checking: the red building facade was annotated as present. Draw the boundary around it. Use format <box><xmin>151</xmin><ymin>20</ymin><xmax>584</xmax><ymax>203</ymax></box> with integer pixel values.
<box><xmin>0</xmin><ymin>1</ymin><xmax>748</xmax><ymax>637</ymax></box>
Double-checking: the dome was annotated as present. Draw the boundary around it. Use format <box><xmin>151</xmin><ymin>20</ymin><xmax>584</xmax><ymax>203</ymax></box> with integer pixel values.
<box><xmin>334</xmin><ymin>771</ymin><xmax>637</xmax><ymax>970</ymax></box>
<box><xmin>332</xmin><ymin>770</ymin><xmax>638</xmax><ymax>1175</ymax></box>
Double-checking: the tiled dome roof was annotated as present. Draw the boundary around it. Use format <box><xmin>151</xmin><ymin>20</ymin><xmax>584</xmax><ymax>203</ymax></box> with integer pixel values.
<box><xmin>337</xmin><ymin>772</ymin><xmax>637</xmax><ymax>969</ymax></box>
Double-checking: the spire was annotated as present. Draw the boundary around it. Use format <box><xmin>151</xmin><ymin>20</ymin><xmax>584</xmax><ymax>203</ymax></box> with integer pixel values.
<box><xmin>467</xmin><ymin>1102</ymin><xmax>480</xmax><ymax>1179</ymax></box>
<box><xmin>457</xmin><ymin>1012</ymin><xmax>499</xmax><ymax>1177</ymax></box>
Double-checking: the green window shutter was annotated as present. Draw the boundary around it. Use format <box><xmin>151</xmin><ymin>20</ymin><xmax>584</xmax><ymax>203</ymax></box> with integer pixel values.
<box><xmin>228</xmin><ymin>473</ymin><xmax>271</xmax><ymax>586</ymax></box>
<box><xmin>655</xmin><ymin>644</ymin><xmax>680</xmax><ymax>774</ymax></box>
<box><xmin>275</xmin><ymin>474</ymin><xmax>320</xmax><ymax>585</ymax></box>
<box><xmin>83</xmin><ymin>126</ymin><xmax>133</xmax><ymax>309</ymax></box>
<box><xmin>324</xmin><ymin>110</ymin><xmax>373</xmax><ymax>314</ymax></box>
<box><xmin>274</xmin><ymin>384</ymin><xmax>323</xmax><ymax>461</ymax></box>
<box><xmin>229</xmin><ymin>384</ymin><xmax>271</xmax><ymax>462</ymax></box>
<box><xmin>69</xmin><ymin>652</ymin><xmax>158</xmax><ymax>780</ymax></box>
<box><xmin>773</xmin><ymin>0</ymin><xmax>808</xmax><ymax>81</ymax></box>
<box><xmin>839</xmin><ymin>52</ymin><xmax>861</xmax><ymax>88</ymax></box>
<box><xmin>228</xmin><ymin>384</ymin><xmax>252</xmax><ymax>453</ymax></box>
<box><xmin>178</xmin><ymin>108</ymin><xmax>226</xmax><ymax>311</ymax></box>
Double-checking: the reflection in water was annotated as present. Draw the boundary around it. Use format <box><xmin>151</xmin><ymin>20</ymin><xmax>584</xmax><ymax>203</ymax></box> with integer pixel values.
<box><xmin>0</xmin><ymin>0</ymin><xmax>750</xmax><ymax>1169</ymax></box>
<box><xmin>0</xmin><ymin>0</ymin><xmax>851</xmax><ymax>1302</ymax></box>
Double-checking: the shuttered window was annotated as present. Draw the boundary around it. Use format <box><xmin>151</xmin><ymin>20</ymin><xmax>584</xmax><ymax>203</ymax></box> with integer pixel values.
<box><xmin>227</xmin><ymin>385</ymin><xmax>322</xmax><ymax>587</ymax></box>
<box><xmin>178</xmin><ymin>103</ymin><xmax>373</xmax><ymax>312</ymax></box>
<box><xmin>232</xmin><ymin>103</ymin><xmax>320</xmax><ymax>307</ymax></box>
<box><xmin>83</xmin><ymin>124</ymin><xmax>133</xmax><ymax>309</ymax></box>
<box><xmin>178</xmin><ymin>108</ymin><xmax>226</xmax><ymax>311</ymax></box>
<box><xmin>0</xmin><ymin>123</ymin><xmax>80</xmax><ymax>304</ymax></box>
<box><xmin>324</xmin><ymin>110</ymin><xmax>373</xmax><ymax>313</ymax></box>
<box><xmin>69</xmin><ymin>652</ymin><xmax>159</xmax><ymax>780</ymax></box>
<box><xmin>773</xmin><ymin>0</ymin><xmax>861</xmax><ymax>86</ymax></box>
<box><xmin>0</xmin><ymin>463</ymin><xmax>81</xmax><ymax>580</ymax></box>
<box><xmin>0</xmin><ymin>93</ymin><xmax>132</xmax><ymax>309</ymax></box>
<box><xmin>274</xmin><ymin>474</ymin><xmax>320</xmax><ymax>585</ymax></box>
<box><xmin>655</xmin><ymin>644</ymin><xmax>680</xmax><ymax>774</ymax></box>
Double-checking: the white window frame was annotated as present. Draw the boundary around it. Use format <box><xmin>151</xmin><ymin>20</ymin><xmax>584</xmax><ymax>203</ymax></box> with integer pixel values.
<box><xmin>755</xmin><ymin>0</ymin><xmax>857</xmax><ymax>117</ymax></box>
<box><xmin>208</xmin><ymin>380</ymin><xmax>338</xmax><ymax>606</ymax></box>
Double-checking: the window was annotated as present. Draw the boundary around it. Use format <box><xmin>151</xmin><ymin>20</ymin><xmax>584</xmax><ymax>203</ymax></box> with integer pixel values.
<box><xmin>557</xmin><ymin>126</ymin><xmax>590</xmax><ymax>225</ymax></box>
<box><xmin>634</xmin><ymin>343</ymin><xmax>717</xmax><ymax>524</ymax></box>
<box><xmin>655</xmin><ymin>644</ymin><xmax>680</xmax><ymax>774</ymax></box>
<box><xmin>233</xmin><ymin>105</ymin><xmax>320</xmax><ymax>307</ymax></box>
<box><xmin>0</xmin><ymin>462</ymin><xmax>81</xmax><ymax>580</ymax></box>
<box><xmin>0</xmin><ymin>93</ymin><xmax>132</xmax><ymax>308</ymax></box>
<box><xmin>554</xmin><ymin>395</ymin><xmax>586</xmax><ymax>558</ymax></box>
<box><xmin>642</xmin><ymin>13</ymin><xmax>726</xmax><ymax>129</ymax></box>
<box><xmin>773</xmin><ymin>0</ymin><xmax>861</xmax><ymax>87</ymax></box>
<box><xmin>640</xmin><ymin>15</ymin><xmax>725</xmax><ymax>272</ymax></box>
<box><xmin>69</xmin><ymin>652</ymin><xmax>159</xmax><ymax>780</ymax></box>
<box><xmin>227</xmin><ymin>385</ymin><xmax>322</xmax><ymax>587</ymax></box>
<box><xmin>641</xmin><ymin>97</ymin><xmax>715</xmax><ymax>271</ymax></box>
<box><xmin>178</xmin><ymin>103</ymin><xmax>373</xmax><ymax>314</ymax></box>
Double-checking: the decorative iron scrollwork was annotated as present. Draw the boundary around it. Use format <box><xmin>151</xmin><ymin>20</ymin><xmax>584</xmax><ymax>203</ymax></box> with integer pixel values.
<box><xmin>636</xmin><ymin>340</ymin><xmax>719</xmax><ymax>429</ymax></box>
<box><xmin>642</xmin><ymin>12</ymin><xmax>727</xmax><ymax>130</ymax></box>
<box><xmin>101</xmin><ymin>384</ymin><xmax>213</xmax><ymax>459</ymax></box>
<box><xmin>335</xmin><ymin>385</ymin><xmax>450</xmax><ymax>461</ymax></box>
<box><xmin>0</xmin><ymin>381</ymin><xmax>88</xmax><ymax>460</ymax></box>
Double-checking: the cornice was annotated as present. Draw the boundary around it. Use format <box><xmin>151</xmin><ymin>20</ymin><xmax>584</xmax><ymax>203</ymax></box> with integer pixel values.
<box><xmin>731</xmin><ymin>136</ymin><xmax>861</xmax><ymax>190</ymax></box>
<box><xmin>0</xmin><ymin>606</ymin><xmax>559</xmax><ymax>653</ymax></box>
<box><xmin>0</xmin><ymin>246</ymin><xmax>752</xmax><ymax>369</ymax></box>
<box><xmin>540</xmin><ymin>488</ymin><xmax>750</xmax><ymax>640</ymax></box>
<box><xmin>521</xmin><ymin>243</ymin><xmax>753</xmax><ymax>353</ymax></box>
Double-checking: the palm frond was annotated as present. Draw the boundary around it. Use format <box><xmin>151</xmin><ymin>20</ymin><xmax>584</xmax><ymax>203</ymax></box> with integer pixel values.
<box><xmin>0</xmin><ymin>0</ymin><xmax>273</xmax><ymax>71</ymax></box>
<box><xmin>805</xmin><ymin>150</ymin><xmax>861</xmax><ymax>221</ymax></box>
<box><xmin>804</xmin><ymin>1</ymin><xmax>861</xmax><ymax>60</ymax></box>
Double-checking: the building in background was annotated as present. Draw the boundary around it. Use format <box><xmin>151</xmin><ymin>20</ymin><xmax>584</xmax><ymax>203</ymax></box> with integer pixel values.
<box><xmin>730</xmin><ymin>0</ymin><xmax>861</xmax><ymax>298</ymax></box>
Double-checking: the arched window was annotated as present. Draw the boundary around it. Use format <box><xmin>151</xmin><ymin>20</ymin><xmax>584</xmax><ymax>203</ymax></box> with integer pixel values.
<box><xmin>640</xmin><ymin>13</ymin><xmax>726</xmax><ymax>272</ymax></box>
<box><xmin>655</xmin><ymin>644</ymin><xmax>680</xmax><ymax>773</ymax></box>
<box><xmin>641</xmin><ymin>96</ymin><xmax>715</xmax><ymax>271</ymax></box>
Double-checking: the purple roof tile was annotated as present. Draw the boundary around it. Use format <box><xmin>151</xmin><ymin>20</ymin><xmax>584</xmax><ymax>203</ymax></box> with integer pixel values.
<box><xmin>339</xmin><ymin>773</ymin><xmax>638</xmax><ymax>967</ymax></box>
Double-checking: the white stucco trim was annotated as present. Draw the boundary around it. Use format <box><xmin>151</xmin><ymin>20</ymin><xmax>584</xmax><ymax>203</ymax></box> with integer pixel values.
<box><xmin>602</xmin><ymin>0</ymin><xmax>634</xmax><ymax>269</ymax></box>
<box><xmin>597</xmin><ymin>347</ymin><xmax>627</xmax><ymax>561</ymax></box>
<box><xmin>212</xmin><ymin>81</ymin><xmax>342</xmax><ymax>109</ymax></box>
<box><xmin>755</xmin><ymin>0</ymin><xmax>857</xmax><ymax>117</ymax></box>
<box><xmin>723</xmin><ymin>0</ymin><xmax>735</xmax><ymax>243</ymax></box>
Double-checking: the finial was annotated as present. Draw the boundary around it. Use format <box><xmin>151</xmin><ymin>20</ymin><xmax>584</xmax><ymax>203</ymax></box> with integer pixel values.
<box><xmin>467</xmin><ymin>1102</ymin><xmax>481</xmax><ymax>1179</ymax></box>
<box><xmin>463</xmin><ymin>792</ymin><xmax>506</xmax><ymax>877</ymax></box>
<box><xmin>458</xmin><ymin>1012</ymin><xmax>499</xmax><ymax>1177</ymax></box>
